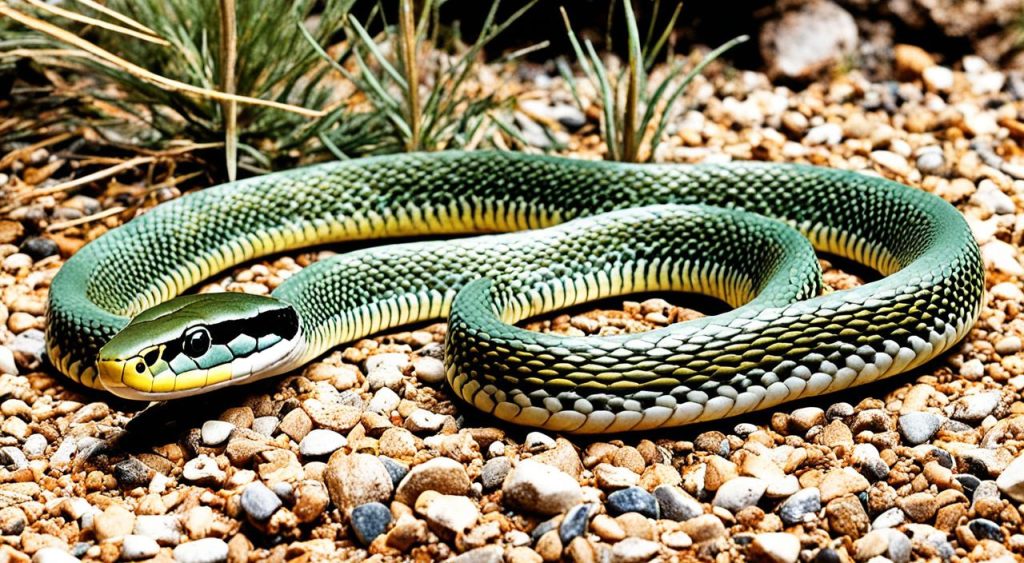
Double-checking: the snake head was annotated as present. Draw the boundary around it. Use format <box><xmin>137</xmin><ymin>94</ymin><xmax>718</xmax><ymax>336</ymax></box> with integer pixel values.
<box><xmin>97</xmin><ymin>293</ymin><xmax>302</xmax><ymax>400</ymax></box>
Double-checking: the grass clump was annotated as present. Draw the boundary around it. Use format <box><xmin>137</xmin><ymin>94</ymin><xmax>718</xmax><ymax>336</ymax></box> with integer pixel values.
<box><xmin>302</xmin><ymin>0</ymin><xmax>543</xmax><ymax>155</ymax></box>
<box><xmin>561</xmin><ymin>0</ymin><xmax>747</xmax><ymax>162</ymax></box>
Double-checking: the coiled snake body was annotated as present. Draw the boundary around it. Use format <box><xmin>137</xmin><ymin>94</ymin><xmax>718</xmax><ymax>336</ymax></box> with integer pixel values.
<box><xmin>46</xmin><ymin>152</ymin><xmax>984</xmax><ymax>433</ymax></box>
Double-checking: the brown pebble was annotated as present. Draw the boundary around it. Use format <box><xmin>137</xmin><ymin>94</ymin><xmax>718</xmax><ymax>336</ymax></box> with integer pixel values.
<box><xmin>615</xmin><ymin>512</ymin><xmax>655</xmax><ymax>540</ymax></box>
<box><xmin>535</xmin><ymin>529</ymin><xmax>563</xmax><ymax>562</ymax></box>
<box><xmin>825</xmin><ymin>495</ymin><xmax>869</xmax><ymax>539</ymax></box>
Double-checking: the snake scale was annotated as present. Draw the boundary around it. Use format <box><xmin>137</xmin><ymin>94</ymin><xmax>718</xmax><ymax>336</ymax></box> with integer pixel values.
<box><xmin>45</xmin><ymin>151</ymin><xmax>984</xmax><ymax>433</ymax></box>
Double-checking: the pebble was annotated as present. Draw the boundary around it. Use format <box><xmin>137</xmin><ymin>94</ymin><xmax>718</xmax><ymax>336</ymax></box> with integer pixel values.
<box><xmin>804</xmin><ymin>123</ymin><xmax>843</xmax><ymax>145</ymax></box>
<box><xmin>405</xmin><ymin>409</ymin><xmax>446</xmax><ymax>432</ymax></box>
<box><xmin>525</xmin><ymin>431</ymin><xmax>556</xmax><ymax>452</ymax></box>
<box><xmin>394</xmin><ymin>456</ymin><xmax>471</xmax><ymax>504</ymax></box>
<box><xmin>595</xmin><ymin>463</ymin><xmax>641</xmax><ymax>489</ymax></box>
<box><xmin>996</xmin><ymin>453</ymin><xmax>1024</xmax><ymax>502</ymax></box>
<box><xmin>172</xmin><ymin>537</ymin><xmax>229</xmax><ymax>563</ymax></box>
<box><xmin>991</xmin><ymin>282</ymin><xmax>1024</xmax><ymax>302</ymax></box>
<box><xmin>947</xmin><ymin>391</ymin><xmax>1001</xmax><ymax>423</ymax></box>
<box><xmin>200</xmin><ymin>420</ymin><xmax>234</xmax><ymax>446</ymax></box>
<box><xmin>819</xmin><ymin>468</ymin><xmax>869</xmax><ymax>502</ymax></box>
<box><xmin>712</xmin><ymin>476</ymin><xmax>766</xmax><ymax>512</ymax></box>
<box><xmin>240</xmin><ymin>481</ymin><xmax>282</xmax><ymax>522</ymax></box>
<box><xmin>1</xmin><ymin>252</ymin><xmax>31</xmax><ymax>273</ymax></box>
<box><xmin>31</xmin><ymin>548</ymin><xmax>81</xmax><ymax>563</ymax></box>
<box><xmin>20</xmin><ymin>237</ymin><xmax>58</xmax><ymax>259</ymax></box>
<box><xmin>916</xmin><ymin>147</ymin><xmax>945</xmax><ymax>174</ymax></box>
<box><xmin>610</xmin><ymin>537</ymin><xmax>660</xmax><ymax>563</ymax></box>
<box><xmin>750</xmin><ymin>532</ymin><xmax>801</xmax><ymax>563</ymax></box>
<box><xmin>653</xmin><ymin>485</ymin><xmax>703</xmax><ymax>522</ymax></box>
<box><xmin>350</xmin><ymin>502</ymin><xmax>391</xmax><ymax>545</ymax></box>
<box><xmin>299</xmin><ymin>429</ymin><xmax>346</xmax><ymax>457</ymax></box>
<box><xmin>960</xmin><ymin>358</ymin><xmax>986</xmax><ymax>378</ymax></box>
<box><xmin>121</xmin><ymin>535</ymin><xmax>160</xmax><ymax>561</ymax></box>
<box><xmin>898</xmin><ymin>412</ymin><xmax>944</xmax><ymax>445</ymax></box>
<box><xmin>251</xmin><ymin>416</ymin><xmax>279</xmax><ymax>436</ymax></box>
<box><xmin>923</xmin><ymin>65</ymin><xmax>954</xmax><ymax>92</ymax></box>
<box><xmin>778</xmin><ymin>488</ymin><xmax>820</xmax><ymax>526</ymax></box>
<box><xmin>559</xmin><ymin>504</ymin><xmax>592</xmax><ymax>544</ymax></box>
<box><xmin>481</xmin><ymin>456</ymin><xmax>512</xmax><ymax>490</ymax></box>
<box><xmin>366</xmin><ymin>362</ymin><xmax>404</xmax><ymax>391</ymax></box>
<box><xmin>416</xmin><ymin>491</ymin><xmax>479</xmax><ymax>534</ymax></box>
<box><xmin>982</xmin><ymin>240</ymin><xmax>1024</xmax><ymax>277</ymax></box>
<box><xmin>379</xmin><ymin>456</ymin><xmax>410</xmax><ymax>488</ymax></box>
<box><xmin>502</xmin><ymin>459</ymin><xmax>583</xmax><ymax>515</ymax></box>
<box><xmin>607</xmin><ymin>487</ymin><xmax>659</xmax><ymax>519</ymax></box>
<box><xmin>325</xmin><ymin>452</ymin><xmax>394</xmax><ymax>513</ymax></box>
<box><xmin>367</xmin><ymin>387</ymin><xmax>401</xmax><ymax>414</ymax></box>
<box><xmin>871</xmin><ymin>150</ymin><xmax>911</xmax><ymax>176</ymax></box>
<box><xmin>995</xmin><ymin>335</ymin><xmax>1022</xmax><ymax>355</ymax></box>
<box><xmin>0</xmin><ymin>346</ymin><xmax>15</xmax><ymax>375</ymax></box>
<box><xmin>971</xmin><ymin>180</ymin><xmax>1016</xmax><ymax>215</ymax></box>
<box><xmin>449</xmin><ymin>546</ymin><xmax>504</xmax><ymax>563</ymax></box>
<box><xmin>968</xmin><ymin>518</ymin><xmax>1004</xmax><ymax>541</ymax></box>
<box><xmin>182</xmin><ymin>455</ymin><xmax>226</xmax><ymax>486</ymax></box>
<box><xmin>94</xmin><ymin>504</ymin><xmax>135</xmax><ymax>541</ymax></box>
<box><xmin>872</xmin><ymin>507</ymin><xmax>906</xmax><ymax>529</ymax></box>
<box><xmin>412</xmin><ymin>356</ymin><xmax>446</xmax><ymax>384</ymax></box>
<box><xmin>134</xmin><ymin>514</ymin><xmax>182</xmax><ymax>545</ymax></box>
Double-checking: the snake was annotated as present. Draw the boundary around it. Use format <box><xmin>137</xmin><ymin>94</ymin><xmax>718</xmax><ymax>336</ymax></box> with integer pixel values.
<box><xmin>45</xmin><ymin>151</ymin><xmax>984</xmax><ymax>433</ymax></box>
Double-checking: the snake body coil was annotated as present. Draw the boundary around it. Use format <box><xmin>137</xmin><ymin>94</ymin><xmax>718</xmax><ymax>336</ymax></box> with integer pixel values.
<box><xmin>46</xmin><ymin>152</ymin><xmax>984</xmax><ymax>433</ymax></box>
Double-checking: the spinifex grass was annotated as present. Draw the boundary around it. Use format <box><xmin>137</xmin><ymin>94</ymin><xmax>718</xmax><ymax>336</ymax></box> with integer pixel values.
<box><xmin>561</xmin><ymin>0</ymin><xmax>747</xmax><ymax>162</ymax></box>
<box><xmin>302</xmin><ymin>0</ymin><xmax>544</xmax><ymax>154</ymax></box>
<box><xmin>0</xmin><ymin>0</ymin><xmax>381</xmax><ymax>173</ymax></box>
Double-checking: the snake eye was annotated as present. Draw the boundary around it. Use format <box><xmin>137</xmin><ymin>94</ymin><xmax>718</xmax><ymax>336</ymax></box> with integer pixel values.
<box><xmin>183</xmin><ymin>326</ymin><xmax>211</xmax><ymax>358</ymax></box>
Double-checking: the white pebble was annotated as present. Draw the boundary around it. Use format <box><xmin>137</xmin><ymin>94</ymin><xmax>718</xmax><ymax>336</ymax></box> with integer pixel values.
<box><xmin>172</xmin><ymin>537</ymin><xmax>228</xmax><ymax>563</ymax></box>
<box><xmin>0</xmin><ymin>346</ymin><xmax>16</xmax><ymax>376</ymax></box>
<box><xmin>200</xmin><ymin>420</ymin><xmax>234</xmax><ymax>446</ymax></box>
<box><xmin>299</xmin><ymin>429</ymin><xmax>347</xmax><ymax>457</ymax></box>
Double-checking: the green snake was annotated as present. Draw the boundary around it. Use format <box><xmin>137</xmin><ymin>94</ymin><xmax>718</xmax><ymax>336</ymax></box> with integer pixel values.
<box><xmin>45</xmin><ymin>151</ymin><xmax>984</xmax><ymax>433</ymax></box>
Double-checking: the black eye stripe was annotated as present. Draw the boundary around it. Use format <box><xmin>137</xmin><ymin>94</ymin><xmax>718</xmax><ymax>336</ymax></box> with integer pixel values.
<box><xmin>158</xmin><ymin>307</ymin><xmax>300</xmax><ymax>360</ymax></box>
<box><xmin>143</xmin><ymin>348</ymin><xmax>160</xmax><ymax>366</ymax></box>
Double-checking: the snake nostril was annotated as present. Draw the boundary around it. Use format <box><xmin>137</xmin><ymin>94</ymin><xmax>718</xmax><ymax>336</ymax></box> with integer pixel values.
<box><xmin>135</xmin><ymin>361</ymin><xmax>146</xmax><ymax>374</ymax></box>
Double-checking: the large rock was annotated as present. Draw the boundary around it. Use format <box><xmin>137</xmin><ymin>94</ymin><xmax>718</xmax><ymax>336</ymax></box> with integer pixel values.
<box><xmin>760</xmin><ymin>0</ymin><xmax>858</xmax><ymax>80</ymax></box>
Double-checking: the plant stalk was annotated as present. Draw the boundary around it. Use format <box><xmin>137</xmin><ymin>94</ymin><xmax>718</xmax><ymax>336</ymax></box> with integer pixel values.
<box><xmin>219</xmin><ymin>0</ymin><xmax>238</xmax><ymax>181</ymax></box>
<box><xmin>399</xmin><ymin>0</ymin><xmax>421</xmax><ymax>151</ymax></box>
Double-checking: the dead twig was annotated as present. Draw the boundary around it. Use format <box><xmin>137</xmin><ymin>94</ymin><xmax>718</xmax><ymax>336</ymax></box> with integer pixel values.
<box><xmin>46</xmin><ymin>205</ymin><xmax>126</xmax><ymax>232</ymax></box>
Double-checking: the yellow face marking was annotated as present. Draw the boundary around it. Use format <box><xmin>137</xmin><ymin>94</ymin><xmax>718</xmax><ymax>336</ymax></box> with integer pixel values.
<box><xmin>206</xmin><ymin>364</ymin><xmax>233</xmax><ymax>386</ymax></box>
<box><xmin>174</xmin><ymin>369</ymin><xmax>208</xmax><ymax>391</ymax></box>
<box><xmin>122</xmin><ymin>358</ymin><xmax>154</xmax><ymax>392</ymax></box>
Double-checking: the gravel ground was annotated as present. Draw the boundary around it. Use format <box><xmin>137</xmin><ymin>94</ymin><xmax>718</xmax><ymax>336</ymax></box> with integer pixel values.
<box><xmin>1</xmin><ymin>45</ymin><xmax>1024</xmax><ymax>563</ymax></box>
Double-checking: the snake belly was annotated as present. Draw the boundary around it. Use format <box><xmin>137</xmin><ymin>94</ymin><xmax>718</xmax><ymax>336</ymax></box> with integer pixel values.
<box><xmin>45</xmin><ymin>151</ymin><xmax>984</xmax><ymax>432</ymax></box>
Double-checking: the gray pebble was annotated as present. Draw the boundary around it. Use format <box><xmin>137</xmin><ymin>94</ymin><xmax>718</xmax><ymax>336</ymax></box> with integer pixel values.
<box><xmin>299</xmin><ymin>429</ymin><xmax>346</xmax><ymax>457</ymax></box>
<box><xmin>948</xmin><ymin>391</ymin><xmax>1001</xmax><ymax>423</ymax></box>
<box><xmin>607</xmin><ymin>486</ymin><xmax>659</xmax><ymax>519</ymax></box>
<box><xmin>200</xmin><ymin>420</ymin><xmax>234</xmax><ymax>446</ymax></box>
<box><xmin>968</xmin><ymin>518</ymin><xmax>1004</xmax><ymax>541</ymax></box>
<box><xmin>10</xmin><ymin>329</ymin><xmax>45</xmax><ymax>367</ymax></box>
<box><xmin>915</xmin><ymin>148</ymin><xmax>945</xmax><ymax>175</ymax></box>
<box><xmin>350</xmin><ymin>502</ymin><xmax>392</xmax><ymax>545</ymax></box>
<box><xmin>379</xmin><ymin>456</ymin><xmax>409</xmax><ymax>489</ymax></box>
<box><xmin>241</xmin><ymin>481</ymin><xmax>282</xmax><ymax>522</ymax></box>
<box><xmin>559</xmin><ymin>503</ymin><xmax>592</xmax><ymax>544</ymax></box>
<box><xmin>654</xmin><ymin>485</ymin><xmax>703</xmax><ymax>522</ymax></box>
<box><xmin>113</xmin><ymin>457</ymin><xmax>152</xmax><ymax>489</ymax></box>
<box><xmin>251</xmin><ymin>416</ymin><xmax>279</xmax><ymax>436</ymax></box>
<box><xmin>481</xmin><ymin>456</ymin><xmax>511</xmax><ymax>490</ymax></box>
<box><xmin>712</xmin><ymin>477</ymin><xmax>766</xmax><ymax>512</ymax></box>
<box><xmin>172</xmin><ymin>537</ymin><xmax>228</xmax><ymax>563</ymax></box>
<box><xmin>778</xmin><ymin>488</ymin><xmax>820</xmax><ymax>526</ymax></box>
<box><xmin>898</xmin><ymin>412</ymin><xmax>943</xmax><ymax>445</ymax></box>
<box><xmin>23</xmin><ymin>434</ymin><xmax>47</xmax><ymax>457</ymax></box>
